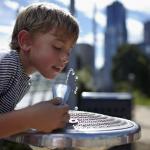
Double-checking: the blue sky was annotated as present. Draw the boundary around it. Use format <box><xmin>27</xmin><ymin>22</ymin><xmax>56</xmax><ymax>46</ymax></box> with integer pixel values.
<box><xmin>0</xmin><ymin>0</ymin><xmax>150</xmax><ymax>69</ymax></box>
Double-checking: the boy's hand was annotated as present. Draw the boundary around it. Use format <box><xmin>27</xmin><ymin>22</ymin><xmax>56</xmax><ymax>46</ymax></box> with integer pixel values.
<box><xmin>25</xmin><ymin>98</ymin><xmax>70</xmax><ymax>133</ymax></box>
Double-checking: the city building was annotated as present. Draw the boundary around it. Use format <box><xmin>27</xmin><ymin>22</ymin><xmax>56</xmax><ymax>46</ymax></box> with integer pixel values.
<box><xmin>137</xmin><ymin>20</ymin><xmax>150</xmax><ymax>57</ymax></box>
<box><xmin>103</xmin><ymin>1</ymin><xmax>127</xmax><ymax>90</ymax></box>
<box><xmin>144</xmin><ymin>21</ymin><xmax>150</xmax><ymax>45</ymax></box>
<box><xmin>144</xmin><ymin>21</ymin><xmax>150</xmax><ymax>55</ymax></box>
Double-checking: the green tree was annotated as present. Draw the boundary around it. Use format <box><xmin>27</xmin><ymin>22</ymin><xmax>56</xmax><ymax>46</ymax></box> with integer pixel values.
<box><xmin>76</xmin><ymin>67</ymin><xmax>94</xmax><ymax>106</ymax></box>
<box><xmin>112</xmin><ymin>44</ymin><xmax>150</xmax><ymax>96</ymax></box>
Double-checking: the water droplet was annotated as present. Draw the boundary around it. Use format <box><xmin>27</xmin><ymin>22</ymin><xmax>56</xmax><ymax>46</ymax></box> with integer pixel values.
<box><xmin>75</xmin><ymin>76</ymin><xmax>78</xmax><ymax>80</ymax></box>
<box><xmin>74</xmin><ymin>106</ymin><xmax>78</xmax><ymax>111</ymax></box>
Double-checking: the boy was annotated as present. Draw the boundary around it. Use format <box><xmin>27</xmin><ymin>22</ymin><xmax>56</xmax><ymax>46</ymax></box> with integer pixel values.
<box><xmin>0</xmin><ymin>2</ymin><xmax>79</xmax><ymax>138</ymax></box>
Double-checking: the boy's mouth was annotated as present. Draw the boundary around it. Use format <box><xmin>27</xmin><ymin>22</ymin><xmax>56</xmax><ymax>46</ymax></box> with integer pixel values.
<box><xmin>52</xmin><ymin>66</ymin><xmax>61</xmax><ymax>72</ymax></box>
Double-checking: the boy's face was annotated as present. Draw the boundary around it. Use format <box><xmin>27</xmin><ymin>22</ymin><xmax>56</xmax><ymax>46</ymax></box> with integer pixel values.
<box><xmin>26</xmin><ymin>28</ymin><xmax>75</xmax><ymax>79</ymax></box>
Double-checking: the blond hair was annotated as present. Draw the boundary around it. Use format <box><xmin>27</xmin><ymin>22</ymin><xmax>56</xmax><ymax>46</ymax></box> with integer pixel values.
<box><xmin>10</xmin><ymin>3</ymin><xmax>79</xmax><ymax>51</ymax></box>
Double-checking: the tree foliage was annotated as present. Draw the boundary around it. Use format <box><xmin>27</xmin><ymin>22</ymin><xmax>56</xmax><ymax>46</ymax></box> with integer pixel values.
<box><xmin>112</xmin><ymin>44</ymin><xmax>150</xmax><ymax>96</ymax></box>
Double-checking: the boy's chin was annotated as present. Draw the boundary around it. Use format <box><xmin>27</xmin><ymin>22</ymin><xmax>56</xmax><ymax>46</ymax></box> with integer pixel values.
<box><xmin>42</xmin><ymin>72</ymin><xmax>59</xmax><ymax>79</ymax></box>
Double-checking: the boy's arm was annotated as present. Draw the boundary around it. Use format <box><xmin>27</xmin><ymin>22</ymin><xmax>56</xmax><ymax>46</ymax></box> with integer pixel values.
<box><xmin>0</xmin><ymin>108</ymin><xmax>31</xmax><ymax>138</ymax></box>
<box><xmin>0</xmin><ymin>99</ymin><xmax>69</xmax><ymax>138</ymax></box>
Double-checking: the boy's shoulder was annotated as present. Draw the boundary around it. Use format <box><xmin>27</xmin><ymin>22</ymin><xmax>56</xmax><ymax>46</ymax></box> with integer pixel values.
<box><xmin>0</xmin><ymin>50</ymin><xmax>19</xmax><ymax>74</ymax></box>
<box><xmin>0</xmin><ymin>50</ymin><xmax>10</xmax><ymax>60</ymax></box>
<box><xmin>0</xmin><ymin>50</ymin><xmax>19</xmax><ymax>92</ymax></box>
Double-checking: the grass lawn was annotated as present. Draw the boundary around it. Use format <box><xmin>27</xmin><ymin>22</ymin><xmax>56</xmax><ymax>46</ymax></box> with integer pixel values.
<box><xmin>132</xmin><ymin>91</ymin><xmax>150</xmax><ymax>106</ymax></box>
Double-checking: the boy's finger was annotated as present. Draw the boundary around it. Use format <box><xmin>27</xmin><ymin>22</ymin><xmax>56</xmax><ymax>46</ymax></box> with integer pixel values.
<box><xmin>50</xmin><ymin>98</ymin><xmax>62</xmax><ymax>105</ymax></box>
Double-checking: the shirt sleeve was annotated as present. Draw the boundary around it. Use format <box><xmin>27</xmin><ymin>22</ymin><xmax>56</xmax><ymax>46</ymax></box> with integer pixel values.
<box><xmin>0</xmin><ymin>54</ymin><xmax>17</xmax><ymax>95</ymax></box>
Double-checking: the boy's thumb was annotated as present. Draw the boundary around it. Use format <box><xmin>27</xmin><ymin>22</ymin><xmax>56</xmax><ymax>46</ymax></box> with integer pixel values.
<box><xmin>51</xmin><ymin>98</ymin><xmax>62</xmax><ymax>105</ymax></box>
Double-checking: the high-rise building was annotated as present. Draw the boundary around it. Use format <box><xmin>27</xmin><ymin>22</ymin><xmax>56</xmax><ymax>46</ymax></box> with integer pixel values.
<box><xmin>103</xmin><ymin>1</ymin><xmax>127</xmax><ymax>90</ymax></box>
<box><xmin>144</xmin><ymin>21</ymin><xmax>150</xmax><ymax>55</ymax></box>
<box><xmin>144</xmin><ymin>21</ymin><xmax>150</xmax><ymax>44</ymax></box>
<box><xmin>68</xmin><ymin>43</ymin><xmax>95</xmax><ymax>74</ymax></box>
<box><xmin>74</xmin><ymin>43</ymin><xmax>95</xmax><ymax>74</ymax></box>
<box><xmin>137</xmin><ymin>20</ymin><xmax>150</xmax><ymax>56</ymax></box>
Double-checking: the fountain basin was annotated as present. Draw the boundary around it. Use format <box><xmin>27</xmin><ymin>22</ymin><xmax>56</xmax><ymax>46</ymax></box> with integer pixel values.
<box><xmin>6</xmin><ymin>110</ymin><xmax>141</xmax><ymax>150</ymax></box>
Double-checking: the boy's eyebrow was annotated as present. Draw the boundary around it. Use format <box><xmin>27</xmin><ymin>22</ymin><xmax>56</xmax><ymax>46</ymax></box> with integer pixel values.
<box><xmin>53</xmin><ymin>39</ymin><xmax>65</xmax><ymax>46</ymax></box>
<box><xmin>51</xmin><ymin>31</ymin><xmax>73</xmax><ymax>42</ymax></box>
<box><xmin>51</xmin><ymin>32</ymin><xmax>75</xmax><ymax>49</ymax></box>
<box><xmin>51</xmin><ymin>33</ymin><xmax>64</xmax><ymax>41</ymax></box>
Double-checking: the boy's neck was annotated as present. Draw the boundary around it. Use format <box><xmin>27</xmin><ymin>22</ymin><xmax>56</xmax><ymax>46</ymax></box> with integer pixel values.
<box><xmin>19</xmin><ymin>51</ymin><xmax>36</xmax><ymax>76</ymax></box>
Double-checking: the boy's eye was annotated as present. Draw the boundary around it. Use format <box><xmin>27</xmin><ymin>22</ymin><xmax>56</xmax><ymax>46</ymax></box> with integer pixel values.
<box><xmin>53</xmin><ymin>46</ymin><xmax>62</xmax><ymax>51</ymax></box>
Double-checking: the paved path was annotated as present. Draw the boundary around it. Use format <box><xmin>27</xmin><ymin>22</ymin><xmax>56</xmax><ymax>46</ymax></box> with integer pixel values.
<box><xmin>133</xmin><ymin>105</ymin><xmax>150</xmax><ymax>150</ymax></box>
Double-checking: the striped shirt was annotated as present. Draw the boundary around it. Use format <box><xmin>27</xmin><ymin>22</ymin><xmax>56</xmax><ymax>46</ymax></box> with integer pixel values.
<box><xmin>0</xmin><ymin>50</ymin><xmax>31</xmax><ymax>113</ymax></box>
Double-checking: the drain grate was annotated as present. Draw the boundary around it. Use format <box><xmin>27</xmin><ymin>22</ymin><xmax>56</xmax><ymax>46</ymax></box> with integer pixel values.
<box><xmin>68</xmin><ymin>110</ymin><xmax>133</xmax><ymax>132</ymax></box>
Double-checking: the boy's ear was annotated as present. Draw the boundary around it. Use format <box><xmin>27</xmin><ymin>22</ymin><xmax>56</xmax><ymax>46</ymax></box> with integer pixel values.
<box><xmin>18</xmin><ymin>30</ymin><xmax>32</xmax><ymax>52</ymax></box>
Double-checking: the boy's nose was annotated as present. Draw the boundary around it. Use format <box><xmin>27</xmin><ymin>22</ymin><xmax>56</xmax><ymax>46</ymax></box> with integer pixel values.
<box><xmin>60</xmin><ymin>54</ymin><xmax>69</xmax><ymax>64</ymax></box>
